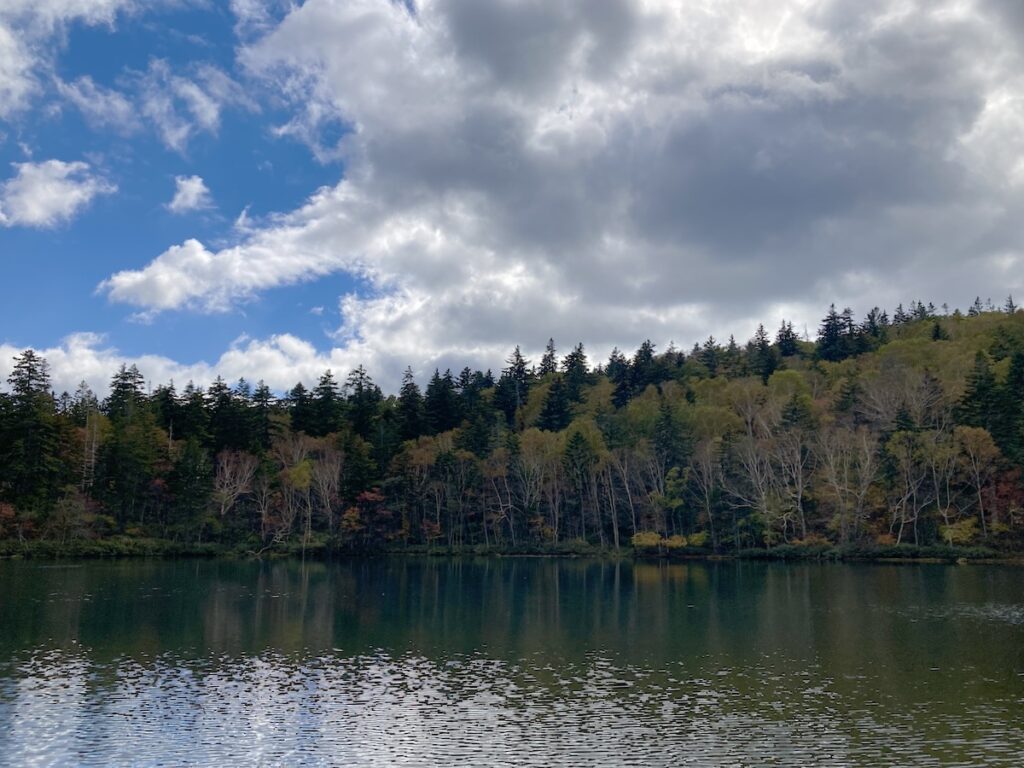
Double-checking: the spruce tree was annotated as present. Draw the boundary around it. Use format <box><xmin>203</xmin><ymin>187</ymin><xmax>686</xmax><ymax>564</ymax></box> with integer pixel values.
<box><xmin>776</xmin><ymin>321</ymin><xmax>799</xmax><ymax>357</ymax></box>
<box><xmin>562</xmin><ymin>343</ymin><xmax>589</xmax><ymax>402</ymax></box>
<box><xmin>397</xmin><ymin>367</ymin><xmax>426</xmax><ymax>441</ymax></box>
<box><xmin>957</xmin><ymin>352</ymin><xmax>998</xmax><ymax>432</ymax></box>
<box><xmin>539</xmin><ymin>339</ymin><xmax>558</xmax><ymax>376</ymax></box>
<box><xmin>537</xmin><ymin>376</ymin><xmax>571</xmax><ymax>432</ymax></box>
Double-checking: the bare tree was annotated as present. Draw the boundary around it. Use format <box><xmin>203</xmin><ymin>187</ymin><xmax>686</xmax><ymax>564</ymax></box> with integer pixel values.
<box><xmin>817</xmin><ymin>426</ymin><xmax>879</xmax><ymax>543</ymax></box>
<box><xmin>213</xmin><ymin>450</ymin><xmax>258</xmax><ymax>518</ymax></box>
<box><xmin>690</xmin><ymin>438</ymin><xmax>723</xmax><ymax>548</ymax></box>
<box><xmin>311</xmin><ymin>445</ymin><xmax>344</xmax><ymax>533</ymax></box>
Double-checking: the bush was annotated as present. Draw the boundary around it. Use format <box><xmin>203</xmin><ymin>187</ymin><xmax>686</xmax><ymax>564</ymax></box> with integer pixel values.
<box><xmin>631</xmin><ymin>531</ymin><xmax>663</xmax><ymax>550</ymax></box>
<box><xmin>686</xmin><ymin>531</ymin><xmax>709</xmax><ymax>548</ymax></box>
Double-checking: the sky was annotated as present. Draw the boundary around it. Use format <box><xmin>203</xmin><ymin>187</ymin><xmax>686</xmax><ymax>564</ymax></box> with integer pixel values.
<box><xmin>1</xmin><ymin>0</ymin><xmax>1023</xmax><ymax>395</ymax></box>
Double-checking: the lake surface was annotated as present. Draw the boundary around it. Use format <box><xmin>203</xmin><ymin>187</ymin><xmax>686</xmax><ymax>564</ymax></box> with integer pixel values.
<box><xmin>0</xmin><ymin>558</ymin><xmax>1022</xmax><ymax>767</ymax></box>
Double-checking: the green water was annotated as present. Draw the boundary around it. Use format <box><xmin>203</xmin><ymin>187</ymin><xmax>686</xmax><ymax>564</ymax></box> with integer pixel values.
<box><xmin>0</xmin><ymin>558</ymin><xmax>1021</xmax><ymax>766</ymax></box>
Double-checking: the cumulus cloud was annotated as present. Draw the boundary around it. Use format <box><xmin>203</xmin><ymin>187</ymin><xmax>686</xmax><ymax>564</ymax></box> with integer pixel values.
<box><xmin>0</xmin><ymin>0</ymin><xmax>141</xmax><ymax>118</ymax></box>
<box><xmin>0</xmin><ymin>332</ymin><xmax>376</xmax><ymax>396</ymax></box>
<box><xmin>99</xmin><ymin>0</ymin><xmax>1024</xmax><ymax>381</ymax></box>
<box><xmin>0</xmin><ymin>159</ymin><xmax>115</xmax><ymax>228</ymax></box>
<box><xmin>167</xmin><ymin>174</ymin><xmax>213</xmax><ymax>214</ymax></box>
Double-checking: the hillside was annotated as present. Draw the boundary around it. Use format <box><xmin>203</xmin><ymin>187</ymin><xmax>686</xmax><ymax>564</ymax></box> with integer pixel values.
<box><xmin>3</xmin><ymin>302</ymin><xmax>1024</xmax><ymax>557</ymax></box>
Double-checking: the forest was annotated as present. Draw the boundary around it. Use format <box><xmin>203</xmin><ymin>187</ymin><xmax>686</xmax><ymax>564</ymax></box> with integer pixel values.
<box><xmin>3</xmin><ymin>297</ymin><xmax>1024</xmax><ymax>558</ymax></box>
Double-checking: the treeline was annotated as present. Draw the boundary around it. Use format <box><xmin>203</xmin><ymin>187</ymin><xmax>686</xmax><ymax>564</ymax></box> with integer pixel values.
<box><xmin>3</xmin><ymin>298</ymin><xmax>1024</xmax><ymax>555</ymax></box>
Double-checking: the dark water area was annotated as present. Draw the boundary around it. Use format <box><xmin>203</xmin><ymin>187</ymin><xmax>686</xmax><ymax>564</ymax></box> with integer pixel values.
<box><xmin>0</xmin><ymin>558</ymin><xmax>1022</xmax><ymax>766</ymax></box>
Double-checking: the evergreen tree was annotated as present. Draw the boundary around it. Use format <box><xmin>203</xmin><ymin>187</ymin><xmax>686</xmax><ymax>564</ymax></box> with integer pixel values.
<box><xmin>167</xmin><ymin>436</ymin><xmax>213</xmax><ymax>540</ymax></box>
<box><xmin>346</xmin><ymin>365</ymin><xmax>383</xmax><ymax>440</ymax></box>
<box><xmin>106</xmin><ymin>364</ymin><xmax>146</xmax><ymax>424</ymax></box>
<box><xmin>654</xmin><ymin>399</ymin><xmax>688</xmax><ymax>469</ymax></box>
<box><xmin>178</xmin><ymin>382</ymin><xmax>211</xmax><ymax>444</ymax></box>
<box><xmin>776</xmin><ymin>321</ymin><xmax>800</xmax><ymax>357</ymax></box>
<box><xmin>748</xmin><ymin>324</ymin><xmax>776</xmax><ymax>383</ymax></box>
<box><xmin>537</xmin><ymin>376</ymin><xmax>571</xmax><ymax>432</ymax></box>
<box><xmin>817</xmin><ymin>305</ymin><xmax>848</xmax><ymax>362</ymax></box>
<box><xmin>957</xmin><ymin>352</ymin><xmax>998</xmax><ymax>433</ymax></box>
<box><xmin>0</xmin><ymin>351</ymin><xmax>62</xmax><ymax>520</ymax></box>
<box><xmin>424</xmin><ymin>369</ymin><xmax>460</xmax><ymax>434</ymax></box>
<box><xmin>288</xmin><ymin>382</ymin><xmax>316</xmax><ymax>434</ymax></box>
<box><xmin>701</xmin><ymin>337</ymin><xmax>719</xmax><ymax>375</ymax></box>
<box><xmin>539</xmin><ymin>339</ymin><xmax>558</xmax><ymax>376</ymax></box>
<box><xmin>631</xmin><ymin>340</ymin><xmax>657</xmax><ymax>391</ymax></box>
<box><xmin>252</xmin><ymin>381</ymin><xmax>275</xmax><ymax>450</ymax></box>
<box><xmin>312</xmin><ymin>370</ymin><xmax>343</xmax><ymax>436</ymax></box>
<box><xmin>397</xmin><ymin>367</ymin><xmax>426</xmax><ymax>441</ymax></box>
<box><xmin>562</xmin><ymin>343</ymin><xmax>589</xmax><ymax>402</ymax></box>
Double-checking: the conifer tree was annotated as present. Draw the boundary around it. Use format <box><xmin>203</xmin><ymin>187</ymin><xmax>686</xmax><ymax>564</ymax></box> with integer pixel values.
<box><xmin>537</xmin><ymin>375</ymin><xmax>571</xmax><ymax>432</ymax></box>
<box><xmin>397</xmin><ymin>367</ymin><xmax>426</xmax><ymax>441</ymax></box>
<box><xmin>539</xmin><ymin>339</ymin><xmax>558</xmax><ymax>376</ymax></box>
<box><xmin>776</xmin><ymin>320</ymin><xmax>799</xmax><ymax>357</ymax></box>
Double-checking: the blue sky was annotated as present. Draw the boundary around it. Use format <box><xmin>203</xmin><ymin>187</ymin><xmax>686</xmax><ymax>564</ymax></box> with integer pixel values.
<box><xmin>1</xmin><ymin>2</ymin><xmax>344</xmax><ymax>365</ymax></box>
<box><xmin>1</xmin><ymin>1</ymin><xmax>1023</xmax><ymax>393</ymax></box>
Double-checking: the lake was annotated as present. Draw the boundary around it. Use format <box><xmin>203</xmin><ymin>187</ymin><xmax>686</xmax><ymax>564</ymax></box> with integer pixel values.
<box><xmin>0</xmin><ymin>558</ymin><xmax>1022</xmax><ymax>766</ymax></box>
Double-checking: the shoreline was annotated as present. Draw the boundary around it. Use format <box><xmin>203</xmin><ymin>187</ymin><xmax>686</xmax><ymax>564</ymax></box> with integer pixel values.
<box><xmin>2</xmin><ymin>538</ymin><xmax>1021</xmax><ymax>566</ymax></box>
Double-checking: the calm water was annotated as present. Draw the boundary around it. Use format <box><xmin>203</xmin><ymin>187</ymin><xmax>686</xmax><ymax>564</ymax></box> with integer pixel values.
<box><xmin>0</xmin><ymin>558</ymin><xmax>1022</xmax><ymax>767</ymax></box>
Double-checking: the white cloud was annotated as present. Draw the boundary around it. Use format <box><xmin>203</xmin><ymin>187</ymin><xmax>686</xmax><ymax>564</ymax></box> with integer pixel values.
<box><xmin>138</xmin><ymin>59</ymin><xmax>257</xmax><ymax>152</ymax></box>
<box><xmin>0</xmin><ymin>22</ymin><xmax>35</xmax><ymax>119</ymax></box>
<box><xmin>97</xmin><ymin>0</ymin><xmax>1024</xmax><ymax>379</ymax></box>
<box><xmin>55</xmin><ymin>75</ymin><xmax>139</xmax><ymax>132</ymax></box>
<box><xmin>0</xmin><ymin>331</ymin><xmax>378</xmax><ymax>396</ymax></box>
<box><xmin>0</xmin><ymin>1</ymin><xmax>142</xmax><ymax>118</ymax></box>
<box><xmin>167</xmin><ymin>174</ymin><xmax>213</xmax><ymax>214</ymax></box>
<box><xmin>0</xmin><ymin>159</ymin><xmax>115</xmax><ymax>228</ymax></box>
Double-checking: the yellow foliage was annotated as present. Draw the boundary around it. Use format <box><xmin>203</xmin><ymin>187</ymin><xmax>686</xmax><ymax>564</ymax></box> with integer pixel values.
<box><xmin>940</xmin><ymin>517</ymin><xmax>979</xmax><ymax>546</ymax></box>
<box><xmin>687</xmin><ymin>531</ymin><xmax>709</xmax><ymax>548</ymax></box>
<box><xmin>631</xmin><ymin>531</ymin><xmax>663</xmax><ymax>549</ymax></box>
